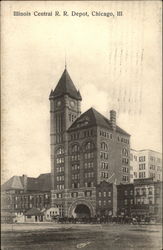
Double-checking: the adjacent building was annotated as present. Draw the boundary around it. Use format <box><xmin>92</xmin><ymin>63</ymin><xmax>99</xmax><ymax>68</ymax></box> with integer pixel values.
<box><xmin>1</xmin><ymin>173</ymin><xmax>51</xmax><ymax>219</ymax></box>
<box><xmin>49</xmin><ymin>67</ymin><xmax>130</xmax><ymax>217</ymax></box>
<box><xmin>117</xmin><ymin>183</ymin><xmax>134</xmax><ymax>217</ymax></box>
<box><xmin>130</xmin><ymin>149</ymin><xmax>162</xmax><ymax>183</ymax></box>
<box><xmin>117</xmin><ymin>178</ymin><xmax>162</xmax><ymax>221</ymax></box>
<box><xmin>96</xmin><ymin>181</ymin><xmax>117</xmax><ymax>217</ymax></box>
<box><xmin>132</xmin><ymin>178</ymin><xmax>162</xmax><ymax>221</ymax></box>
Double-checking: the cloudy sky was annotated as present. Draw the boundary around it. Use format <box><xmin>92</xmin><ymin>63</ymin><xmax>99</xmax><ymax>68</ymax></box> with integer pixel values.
<box><xmin>1</xmin><ymin>1</ymin><xmax>162</xmax><ymax>182</ymax></box>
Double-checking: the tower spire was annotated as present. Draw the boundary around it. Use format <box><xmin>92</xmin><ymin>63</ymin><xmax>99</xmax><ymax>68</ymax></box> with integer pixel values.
<box><xmin>65</xmin><ymin>51</ymin><xmax>67</xmax><ymax>69</ymax></box>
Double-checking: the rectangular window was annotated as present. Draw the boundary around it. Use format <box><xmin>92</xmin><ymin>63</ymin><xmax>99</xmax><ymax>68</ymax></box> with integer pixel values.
<box><xmin>104</xmin><ymin>191</ymin><xmax>106</xmax><ymax>197</ymax></box>
<box><xmin>139</xmin><ymin>156</ymin><xmax>145</xmax><ymax>162</ymax></box>
<box><xmin>124</xmin><ymin>190</ymin><xmax>128</xmax><ymax>196</ymax></box>
<box><xmin>124</xmin><ymin>199</ymin><xmax>127</xmax><ymax>205</ymax></box>
<box><xmin>149</xmin><ymin>198</ymin><xmax>153</xmax><ymax>204</ymax></box>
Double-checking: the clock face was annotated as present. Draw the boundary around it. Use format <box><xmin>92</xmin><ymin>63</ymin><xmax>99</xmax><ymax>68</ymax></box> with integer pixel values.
<box><xmin>56</xmin><ymin>100</ymin><xmax>61</xmax><ymax>107</ymax></box>
<box><xmin>70</xmin><ymin>100</ymin><xmax>75</xmax><ymax>107</ymax></box>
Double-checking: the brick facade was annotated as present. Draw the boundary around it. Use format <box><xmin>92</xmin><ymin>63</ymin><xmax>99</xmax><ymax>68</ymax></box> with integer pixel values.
<box><xmin>50</xmin><ymin>68</ymin><xmax>130</xmax><ymax>217</ymax></box>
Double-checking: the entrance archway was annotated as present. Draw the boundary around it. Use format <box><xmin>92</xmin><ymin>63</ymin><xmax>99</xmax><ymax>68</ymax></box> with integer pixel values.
<box><xmin>68</xmin><ymin>199</ymin><xmax>95</xmax><ymax>218</ymax></box>
<box><xmin>74</xmin><ymin>204</ymin><xmax>91</xmax><ymax>218</ymax></box>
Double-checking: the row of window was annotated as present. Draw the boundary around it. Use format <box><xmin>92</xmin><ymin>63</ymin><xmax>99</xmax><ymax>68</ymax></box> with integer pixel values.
<box><xmin>118</xmin><ymin>136</ymin><xmax>129</xmax><ymax>144</ymax></box>
<box><xmin>14</xmin><ymin>194</ymin><xmax>49</xmax><ymax>201</ymax></box>
<box><xmin>124</xmin><ymin>199</ymin><xmax>134</xmax><ymax>205</ymax></box>
<box><xmin>98</xmin><ymin>199</ymin><xmax>112</xmax><ymax>206</ymax></box>
<box><xmin>135</xmin><ymin>187</ymin><xmax>153</xmax><ymax>195</ymax></box>
<box><xmin>100</xmin><ymin>131</ymin><xmax>129</xmax><ymax>145</ymax></box>
<box><xmin>57</xmin><ymin>184</ymin><xmax>64</xmax><ymax>190</ymax></box>
<box><xmin>72</xmin><ymin>182</ymin><xmax>94</xmax><ymax>188</ymax></box>
<box><xmin>100</xmin><ymin>130</ymin><xmax>112</xmax><ymax>139</ymax></box>
<box><xmin>124</xmin><ymin>190</ymin><xmax>133</xmax><ymax>196</ymax></box>
<box><xmin>84</xmin><ymin>152</ymin><xmax>94</xmax><ymax>160</ymax></box>
<box><xmin>71</xmin><ymin>130</ymin><xmax>94</xmax><ymax>140</ymax></box>
<box><xmin>72</xmin><ymin>174</ymin><xmax>80</xmax><ymax>180</ymax></box>
<box><xmin>71</xmin><ymin>191</ymin><xmax>92</xmax><ymax>198</ymax></box>
<box><xmin>84</xmin><ymin>172</ymin><xmax>94</xmax><ymax>178</ymax></box>
<box><xmin>71</xmin><ymin>154</ymin><xmax>80</xmax><ymax>161</ymax></box>
<box><xmin>135</xmin><ymin>198</ymin><xmax>153</xmax><ymax>205</ymax></box>
<box><xmin>131</xmin><ymin>155</ymin><xmax>161</xmax><ymax>163</ymax></box>
<box><xmin>84</xmin><ymin>162</ymin><xmax>94</xmax><ymax>169</ymax></box>
<box><xmin>98</xmin><ymin>191</ymin><xmax>111</xmax><ymax>197</ymax></box>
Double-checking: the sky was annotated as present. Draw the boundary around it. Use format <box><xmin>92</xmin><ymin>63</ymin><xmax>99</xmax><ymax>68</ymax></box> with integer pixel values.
<box><xmin>1</xmin><ymin>1</ymin><xmax>162</xmax><ymax>182</ymax></box>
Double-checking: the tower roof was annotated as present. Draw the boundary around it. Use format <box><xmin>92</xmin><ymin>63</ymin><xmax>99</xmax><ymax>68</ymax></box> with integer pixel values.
<box><xmin>68</xmin><ymin>107</ymin><xmax>130</xmax><ymax>136</ymax></box>
<box><xmin>52</xmin><ymin>69</ymin><xmax>82</xmax><ymax>101</ymax></box>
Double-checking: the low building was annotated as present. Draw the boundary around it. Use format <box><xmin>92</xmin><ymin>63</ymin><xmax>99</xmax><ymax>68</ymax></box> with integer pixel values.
<box><xmin>96</xmin><ymin>181</ymin><xmax>117</xmax><ymax>217</ymax></box>
<box><xmin>24</xmin><ymin>208</ymin><xmax>44</xmax><ymax>222</ymax></box>
<box><xmin>117</xmin><ymin>183</ymin><xmax>134</xmax><ymax>217</ymax></box>
<box><xmin>44</xmin><ymin>207</ymin><xmax>59</xmax><ymax>221</ymax></box>
<box><xmin>132</xmin><ymin>178</ymin><xmax>162</xmax><ymax>221</ymax></box>
<box><xmin>1</xmin><ymin>173</ymin><xmax>51</xmax><ymax>220</ymax></box>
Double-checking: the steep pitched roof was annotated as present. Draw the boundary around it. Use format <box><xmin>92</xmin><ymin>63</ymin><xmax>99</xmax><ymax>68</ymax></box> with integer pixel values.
<box><xmin>51</xmin><ymin>69</ymin><xmax>82</xmax><ymax>100</ymax></box>
<box><xmin>68</xmin><ymin>107</ymin><xmax>130</xmax><ymax>136</ymax></box>
<box><xmin>2</xmin><ymin>173</ymin><xmax>51</xmax><ymax>192</ymax></box>
<box><xmin>2</xmin><ymin>176</ymin><xmax>24</xmax><ymax>191</ymax></box>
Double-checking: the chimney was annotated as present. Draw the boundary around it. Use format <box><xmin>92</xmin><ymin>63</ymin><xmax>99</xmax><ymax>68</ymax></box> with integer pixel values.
<box><xmin>110</xmin><ymin>110</ymin><xmax>116</xmax><ymax>130</ymax></box>
<box><xmin>22</xmin><ymin>174</ymin><xmax>28</xmax><ymax>192</ymax></box>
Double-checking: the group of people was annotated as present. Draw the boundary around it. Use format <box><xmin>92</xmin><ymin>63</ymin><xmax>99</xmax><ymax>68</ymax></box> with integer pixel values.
<box><xmin>52</xmin><ymin>215</ymin><xmax>152</xmax><ymax>224</ymax></box>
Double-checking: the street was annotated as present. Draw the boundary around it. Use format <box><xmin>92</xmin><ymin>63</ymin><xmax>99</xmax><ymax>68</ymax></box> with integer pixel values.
<box><xmin>1</xmin><ymin>223</ymin><xmax>162</xmax><ymax>250</ymax></box>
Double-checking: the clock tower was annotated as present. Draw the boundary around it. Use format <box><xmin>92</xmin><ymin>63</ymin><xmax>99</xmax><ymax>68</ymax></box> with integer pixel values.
<box><xmin>49</xmin><ymin>67</ymin><xmax>82</xmax><ymax>207</ymax></box>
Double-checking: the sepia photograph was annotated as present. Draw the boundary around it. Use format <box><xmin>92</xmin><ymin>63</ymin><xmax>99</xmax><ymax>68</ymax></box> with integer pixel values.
<box><xmin>1</xmin><ymin>1</ymin><xmax>162</xmax><ymax>249</ymax></box>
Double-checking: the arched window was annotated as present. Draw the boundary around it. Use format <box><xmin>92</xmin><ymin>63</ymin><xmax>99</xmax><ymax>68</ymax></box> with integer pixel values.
<box><xmin>84</xmin><ymin>141</ymin><xmax>94</xmax><ymax>151</ymax></box>
<box><xmin>72</xmin><ymin>144</ymin><xmax>80</xmax><ymax>153</ymax></box>
<box><xmin>56</xmin><ymin>147</ymin><xmax>64</xmax><ymax>164</ymax></box>
<box><xmin>56</xmin><ymin>147</ymin><xmax>64</xmax><ymax>155</ymax></box>
<box><xmin>122</xmin><ymin>148</ymin><xmax>128</xmax><ymax>157</ymax></box>
<box><xmin>100</xmin><ymin>142</ymin><xmax>108</xmax><ymax>151</ymax></box>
